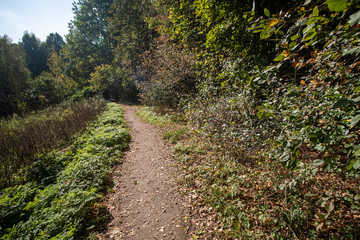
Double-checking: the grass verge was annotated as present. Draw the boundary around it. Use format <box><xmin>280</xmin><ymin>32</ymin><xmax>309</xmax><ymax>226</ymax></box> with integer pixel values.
<box><xmin>0</xmin><ymin>103</ymin><xmax>130</xmax><ymax>239</ymax></box>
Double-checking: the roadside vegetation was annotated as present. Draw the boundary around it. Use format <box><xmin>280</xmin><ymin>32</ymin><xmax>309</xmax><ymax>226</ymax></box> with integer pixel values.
<box><xmin>0</xmin><ymin>97</ymin><xmax>106</xmax><ymax>188</ymax></box>
<box><xmin>135</xmin><ymin>0</ymin><xmax>360</xmax><ymax>239</ymax></box>
<box><xmin>0</xmin><ymin>103</ymin><xmax>130</xmax><ymax>239</ymax></box>
<box><xmin>138</xmin><ymin>103</ymin><xmax>360</xmax><ymax>239</ymax></box>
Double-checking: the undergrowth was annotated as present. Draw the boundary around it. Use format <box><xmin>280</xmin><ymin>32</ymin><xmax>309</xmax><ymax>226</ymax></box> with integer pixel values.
<box><xmin>0</xmin><ymin>102</ymin><xmax>130</xmax><ymax>239</ymax></box>
<box><xmin>139</xmin><ymin>106</ymin><xmax>360</xmax><ymax>239</ymax></box>
<box><xmin>136</xmin><ymin>106</ymin><xmax>182</xmax><ymax>126</ymax></box>
<box><xmin>0</xmin><ymin>97</ymin><xmax>107</xmax><ymax>188</ymax></box>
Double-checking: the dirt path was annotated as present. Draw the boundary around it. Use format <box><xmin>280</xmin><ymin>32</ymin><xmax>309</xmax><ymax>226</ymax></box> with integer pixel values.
<box><xmin>98</xmin><ymin>105</ymin><xmax>188</xmax><ymax>240</ymax></box>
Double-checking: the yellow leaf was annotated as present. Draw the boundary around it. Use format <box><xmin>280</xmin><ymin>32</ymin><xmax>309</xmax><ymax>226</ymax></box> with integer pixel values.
<box><xmin>300</xmin><ymin>7</ymin><xmax>305</xmax><ymax>11</ymax></box>
<box><xmin>268</xmin><ymin>18</ymin><xmax>280</xmax><ymax>26</ymax></box>
<box><xmin>282</xmin><ymin>50</ymin><xmax>291</xmax><ymax>57</ymax></box>
<box><xmin>300</xmin><ymin>80</ymin><xmax>306</xmax><ymax>85</ymax></box>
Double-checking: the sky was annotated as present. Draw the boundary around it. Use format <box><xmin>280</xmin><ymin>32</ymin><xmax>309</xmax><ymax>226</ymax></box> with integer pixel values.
<box><xmin>0</xmin><ymin>0</ymin><xmax>74</xmax><ymax>43</ymax></box>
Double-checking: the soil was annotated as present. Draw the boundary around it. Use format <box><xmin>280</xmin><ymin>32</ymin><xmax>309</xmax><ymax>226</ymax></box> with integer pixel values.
<box><xmin>98</xmin><ymin>105</ymin><xmax>189</xmax><ymax>240</ymax></box>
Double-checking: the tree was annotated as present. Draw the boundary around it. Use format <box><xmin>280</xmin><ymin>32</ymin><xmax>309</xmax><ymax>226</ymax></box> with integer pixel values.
<box><xmin>108</xmin><ymin>0</ymin><xmax>157</xmax><ymax>101</ymax></box>
<box><xmin>0</xmin><ymin>36</ymin><xmax>31</xmax><ymax>115</ymax></box>
<box><xmin>21</xmin><ymin>32</ymin><xmax>48</xmax><ymax>77</ymax></box>
<box><xmin>45</xmin><ymin>33</ymin><xmax>65</xmax><ymax>54</ymax></box>
<box><xmin>64</xmin><ymin>0</ymin><xmax>114</xmax><ymax>83</ymax></box>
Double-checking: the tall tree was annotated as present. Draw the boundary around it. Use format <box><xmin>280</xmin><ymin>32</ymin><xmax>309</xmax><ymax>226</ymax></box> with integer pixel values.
<box><xmin>0</xmin><ymin>36</ymin><xmax>31</xmax><ymax>115</ymax></box>
<box><xmin>45</xmin><ymin>33</ymin><xmax>65</xmax><ymax>54</ymax></box>
<box><xmin>65</xmin><ymin>0</ymin><xmax>114</xmax><ymax>83</ymax></box>
<box><xmin>108</xmin><ymin>0</ymin><xmax>156</xmax><ymax>100</ymax></box>
<box><xmin>21</xmin><ymin>32</ymin><xmax>48</xmax><ymax>77</ymax></box>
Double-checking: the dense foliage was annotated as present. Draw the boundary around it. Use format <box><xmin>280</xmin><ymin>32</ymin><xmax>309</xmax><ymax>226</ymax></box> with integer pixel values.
<box><xmin>2</xmin><ymin>0</ymin><xmax>360</xmax><ymax>238</ymax></box>
<box><xmin>0</xmin><ymin>97</ymin><xmax>106</xmax><ymax>188</ymax></box>
<box><xmin>135</xmin><ymin>0</ymin><xmax>360</xmax><ymax>238</ymax></box>
<box><xmin>0</xmin><ymin>36</ymin><xmax>31</xmax><ymax>116</ymax></box>
<box><xmin>0</xmin><ymin>103</ymin><xmax>130</xmax><ymax>239</ymax></box>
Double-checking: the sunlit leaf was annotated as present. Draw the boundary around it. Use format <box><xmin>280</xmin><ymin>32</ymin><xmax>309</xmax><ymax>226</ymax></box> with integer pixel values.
<box><xmin>312</xmin><ymin>159</ymin><xmax>324</xmax><ymax>166</ymax></box>
<box><xmin>325</xmin><ymin>0</ymin><xmax>348</xmax><ymax>12</ymax></box>
<box><xmin>349</xmin><ymin>10</ymin><xmax>360</xmax><ymax>26</ymax></box>
<box><xmin>325</xmin><ymin>201</ymin><xmax>334</xmax><ymax>213</ymax></box>
<box><xmin>291</xmin><ymin>35</ymin><xmax>300</xmax><ymax>41</ymax></box>
<box><xmin>260</xmin><ymin>26</ymin><xmax>274</xmax><ymax>39</ymax></box>
<box><xmin>274</xmin><ymin>50</ymin><xmax>290</xmax><ymax>61</ymax></box>
<box><xmin>354</xmin><ymin>149</ymin><xmax>360</xmax><ymax>156</ymax></box>
<box><xmin>303</xmin><ymin>30</ymin><xmax>317</xmax><ymax>41</ymax></box>
<box><xmin>268</xmin><ymin>18</ymin><xmax>280</xmax><ymax>27</ymax></box>
<box><xmin>264</xmin><ymin>8</ymin><xmax>270</xmax><ymax>17</ymax></box>
<box><xmin>342</xmin><ymin>46</ymin><xmax>360</xmax><ymax>56</ymax></box>
<box><xmin>353</xmin><ymin>160</ymin><xmax>360</xmax><ymax>169</ymax></box>
<box><xmin>354</xmin><ymin>86</ymin><xmax>360</xmax><ymax>93</ymax></box>
<box><xmin>313</xmin><ymin>6</ymin><xmax>319</xmax><ymax>17</ymax></box>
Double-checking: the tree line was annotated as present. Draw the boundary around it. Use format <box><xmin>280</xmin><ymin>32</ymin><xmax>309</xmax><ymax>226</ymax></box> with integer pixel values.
<box><xmin>0</xmin><ymin>0</ymin><xmax>155</xmax><ymax>117</ymax></box>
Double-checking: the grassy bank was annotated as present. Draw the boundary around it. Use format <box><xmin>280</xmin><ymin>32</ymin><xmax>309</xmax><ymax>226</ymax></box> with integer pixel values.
<box><xmin>0</xmin><ymin>103</ymin><xmax>130</xmax><ymax>239</ymax></box>
<box><xmin>0</xmin><ymin>97</ymin><xmax>107</xmax><ymax>188</ymax></box>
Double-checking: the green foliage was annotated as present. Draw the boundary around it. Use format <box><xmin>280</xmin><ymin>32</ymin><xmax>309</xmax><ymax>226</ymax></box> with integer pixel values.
<box><xmin>163</xmin><ymin>128</ymin><xmax>187</xmax><ymax>144</ymax></box>
<box><xmin>138</xmin><ymin>38</ymin><xmax>197</xmax><ymax>109</ymax></box>
<box><xmin>0</xmin><ymin>97</ymin><xmax>106</xmax><ymax>187</ymax></box>
<box><xmin>136</xmin><ymin>106</ymin><xmax>179</xmax><ymax>126</ymax></box>
<box><xmin>141</xmin><ymin>0</ymin><xmax>360</xmax><ymax>238</ymax></box>
<box><xmin>0</xmin><ymin>36</ymin><xmax>31</xmax><ymax>116</ymax></box>
<box><xmin>0</xmin><ymin>103</ymin><xmax>130</xmax><ymax>239</ymax></box>
<box><xmin>65</xmin><ymin>0</ymin><xmax>114</xmax><ymax>81</ymax></box>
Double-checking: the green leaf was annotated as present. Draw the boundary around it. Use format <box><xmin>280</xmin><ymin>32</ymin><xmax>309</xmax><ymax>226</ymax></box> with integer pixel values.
<box><xmin>349</xmin><ymin>10</ymin><xmax>360</xmax><ymax>26</ymax></box>
<box><xmin>260</xmin><ymin>26</ymin><xmax>274</xmax><ymax>39</ymax></box>
<box><xmin>313</xmin><ymin>6</ymin><xmax>319</xmax><ymax>17</ymax></box>
<box><xmin>303</xmin><ymin>30</ymin><xmax>317</xmax><ymax>41</ymax></box>
<box><xmin>312</xmin><ymin>159</ymin><xmax>324</xmax><ymax>166</ymax></box>
<box><xmin>325</xmin><ymin>201</ymin><xmax>334</xmax><ymax>213</ymax></box>
<box><xmin>324</xmin><ymin>94</ymin><xmax>344</xmax><ymax>98</ymax></box>
<box><xmin>333</xmin><ymin>98</ymin><xmax>352</xmax><ymax>109</ymax></box>
<box><xmin>291</xmin><ymin>35</ymin><xmax>300</xmax><ymax>41</ymax></box>
<box><xmin>274</xmin><ymin>54</ymin><xmax>287</xmax><ymax>62</ymax></box>
<box><xmin>353</xmin><ymin>160</ymin><xmax>360</xmax><ymax>169</ymax></box>
<box><xmin>325</xmin><ymin>0</ymin><xmax>348</xmax><ymax>12</ymax></box>
<box><xmin>355</xmin><ymin>194</ymin><xmax>360</xmax><ymax>201</ymax></box>
<box><xmin>351</xmin><ymin>115</ymin><xmax>360</xmax><ymax>126</ymax></box>
<box><xmin>354</xmin><ymin>149</ymin><xmax>360</xmax><ymax>156</ymax></box>
<box><xmin>354</xmin><ymin>86</ymin><xmax>360</xmax><ymax>93</ymax></box>
<box><xmin>353</xmin><ymin>96</ymin><xmax>360</xmax><ymax>102</ymax></box>
<box><xmin>264</xmin><ymin>8</ymin><xmax>270</xmax><ymax>17</ymax></box>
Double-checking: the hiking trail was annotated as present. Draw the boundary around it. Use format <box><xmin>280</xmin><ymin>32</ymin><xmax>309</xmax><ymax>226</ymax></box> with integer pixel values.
<box><xmin>98</xmin><ymin>105</ymin><xmax>188</xmax><ymax>240</ymax></box>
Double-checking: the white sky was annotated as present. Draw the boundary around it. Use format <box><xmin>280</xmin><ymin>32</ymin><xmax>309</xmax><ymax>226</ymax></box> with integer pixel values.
<box><xmin>0</xmin><ymin>0</ymin><xmax>74</xmax><ymax>43</ymax></box>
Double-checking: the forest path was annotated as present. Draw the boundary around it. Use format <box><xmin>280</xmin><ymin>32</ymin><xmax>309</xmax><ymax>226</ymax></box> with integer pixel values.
<box><xmin>98</xmin><ymin>105</ymin><xmax>188</xmax><ymax>240</ymax></box>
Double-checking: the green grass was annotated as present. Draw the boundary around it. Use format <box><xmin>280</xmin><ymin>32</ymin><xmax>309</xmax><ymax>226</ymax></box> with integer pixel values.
<box><xmin>0</xmin><ymin>102</ymin><xmax>130</xmax><ymax>239</ymax></box>
<box><xmin>0</xmin><ymin>97</ymin><xmax>107</xmax><ymax>188</ymax></box>
<box><xmin>136</xmin><ymin>106</ymin><xmax>179</xmax><ymax>126</ymax></box>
